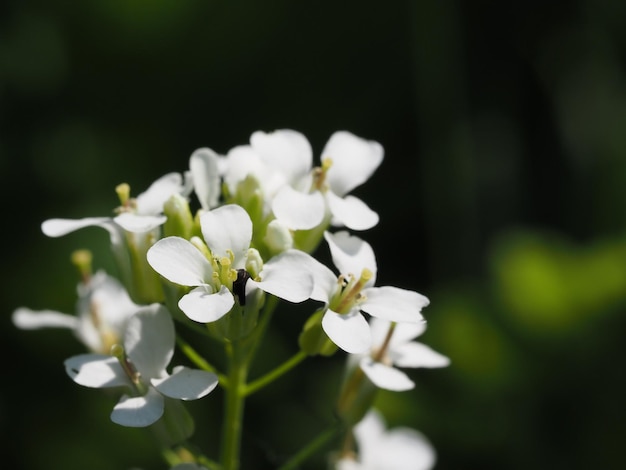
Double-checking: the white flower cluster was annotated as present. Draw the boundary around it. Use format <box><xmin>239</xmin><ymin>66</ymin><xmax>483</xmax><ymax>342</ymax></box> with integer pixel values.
<box><xmin>13</xmin><ymin>129</ymin><xmax>449</xmax><ymax>470</ymax></box>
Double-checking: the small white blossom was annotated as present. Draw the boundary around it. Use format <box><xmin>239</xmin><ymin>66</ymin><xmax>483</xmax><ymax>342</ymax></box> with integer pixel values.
<box><xmin>64</xmin><ymin>303</ymin><xmax>218</xmax><ymax>427</ymax></box>
<box><xmin>147</xmin><ymin>204</ymin><xmax>314</xmax><ymax>323</ymax></box>
<box><xmin>12</xmin><ymin>270</ymin><xmax>140</xmax><ymax>354</ymax></box>
<box><xmin>222</xmin><ymin>129</ymin><xmax>383</xmax><ymax>232</ymax></box>
<box><xmin>302</xmin><ymin>231</ymin><xmax>429</xmax><ymax>354</ymax></box>
<box><xmin>41</xmin><ymin>172</ymin><xmax>190</xmax><ymax>238</ymax></box>
<box><xmin>358</xmin><ymin>317</ymin><xmax>450</xmax><ymax>391</ymax></box>
<box><xmin>40</xmin><ymin>173</ymin><xmax>193</xmax><ymax>303</ymax></box>
<box><xmin>335</xmin><ymin>409</ymin><xmax>436</xmax><ymax>470</ymax></box>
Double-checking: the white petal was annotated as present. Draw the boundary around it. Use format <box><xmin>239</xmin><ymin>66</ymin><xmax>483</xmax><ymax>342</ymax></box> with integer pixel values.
<box><xmin>125</xmin><ymin>305</ymin><xmax>174</xmax><ymax>379</ymax></box>
<box><xmin>326</xmin><ymin>192</ymin><xmax>379</xmax><ymax>231</ymax></box>
<box><xmin>324</xmin><ymin>231</ymin><xmax>377</xmax><ymax>283</ymax></box>
<box><xmin>362</xmin><ymin>286</ymin><xmax>429</xmax><ymax>323</ymax></box>
<box><xmin>114</xmin><ymin>213</ymin><xmax>166</xmax><ymax>233</ymax></box>
<box><xmin>271</xmin><ymin>186</ymin><xmax>325</xmax><ymax>230</ymax></box>
<box><xmin>200</xmin><ymin>205</ymin><xmax>252</xmax><ymax>268</ymax></box>
<box><xmin>368</xmin><ymin>317</ymin><xmax>427</xmax><ymax>348</ymax></box>
<box><xmin>353</xmin><ymin>409</ymin><xmax>386</xmax><ymax>460</ymax></box>
<box><xmin>111</xmin><ymin>388</ymin><xmax>164</xmax><ymax>427</ymax></box>
<box><xmin>334</xmin><ymin>460</ymin><xmax>361</xmax><ymax>470</ymax></box>
<box><xmin>65</xmin><ymin>354</ymin><xmax>130</xmax><ymax>388</ymax></box>
<box><xmin>250</xmin><ymin>129</ymin><xmax>313</xmax><ymax>183</ymax></box>
<box><xmin>322</xmin><ymin>310</ymin><xmax>371</xmax><ymax>353</ymax></box>
<box><xmin>179</xmin><ymin>285</ymin><xmax>235</xmax><ymax>323</ymax></box>
<box><xmin>323</xmin><ymin>131</ymin><xmax>383</xmax><ymax>196</ymax></box>
<box><xmin>135</xmin><ymin>172</ymin><xmax>184</xmax><ymax>215</ymax></box>
<box><xmin>284</xmin><ymin>251</ymin><xmax>337</xmax><ymax>304</ymax></box>
<box><xmin>41</xmin><ymin>217</ymin><xmax>112</xmax><ymax>237</ymax></box>
<box><xmin>12</xmin><ymin>308</ymin><xmax>78</xmax><ymax>330</ymax></box>
<box><xmin>190</xmin><ymin>147</ymin><xmax>221</xmax><ymax>211</ymax></box>
<box><xmin>152</xmin><ymin>366</ymin><xmax>218</xmax><ymax>400</ymax></box>
<box><xmin>253</xmin><ymin>250</ymin><xmax>314</xmax><ymax>303</ymax></box>
<box><xmin>147</xmin><ymin>236</ymin><xmax>213</xmax><ymax>287</ymax></box>
<box><xmin>391</xmin><ymin>342</ymin><xmax>450</xmax><ymax>369</ymax></box>
<box><xmin>374</xmin><ymin>429</ymin><xmax>436</xmax><ymax>470</ymax></box>
<box><xmin>359</xmin><ymin>357</ymin><xmax>415</xmax><ymax>391</ymax></box>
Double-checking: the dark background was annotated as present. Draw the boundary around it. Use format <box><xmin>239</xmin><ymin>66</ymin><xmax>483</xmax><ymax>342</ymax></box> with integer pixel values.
<box><xmin>3</xmin><ymin>1</ymin><xmax>626</xmax><ymax>469</ymax></box>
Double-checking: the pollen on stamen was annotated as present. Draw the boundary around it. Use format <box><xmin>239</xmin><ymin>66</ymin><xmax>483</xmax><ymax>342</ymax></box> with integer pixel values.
<box><xmin>71</xmin><ymin>249</ymin><xmax>93</xmax><ymax>284</ymax></box>
<box><xmin>115</xmin><ymin>183</ymin><xmax>133</xmax><ymax>212</ymax></box>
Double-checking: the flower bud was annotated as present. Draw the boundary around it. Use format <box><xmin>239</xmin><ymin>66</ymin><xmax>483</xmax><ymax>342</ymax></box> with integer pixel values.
<box><xmin>263</xmin><ymin>220</ymin><xmax>293</xmax><ymax>255</ymax></box>
<box><xmin>298</xmin><ymin>309</ymin><xmax>338</xmax><ymax>356</ymax></box>
<box><xmin>163</xmin><ymin>193</ymin><xmax>194</xmax><ymax>239</ymax></box>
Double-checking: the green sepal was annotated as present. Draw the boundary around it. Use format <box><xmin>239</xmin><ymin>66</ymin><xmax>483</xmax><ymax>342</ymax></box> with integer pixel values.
<box><xmin>163</xmin><ymin>193</ymin><xmax>194</xmax><ymax>239</ymax></box>
<box><xmin>298</xmin><ymin>309</ymin><xmax>338</xmax><ymax>356</ymax></box>
<box><xmin>335</xmin><ymin>361</ymin><xmax>379</xmax><ymax>426</ymax></box>
<box><xmin>150</xmin><ymin>397</ymin><xmax>195</xmax><ymax>447</ymax></box>
<box><xmin>206</xmin><ymin>289</ymin><xmax>263</xmax><ymax>342</ymax></box>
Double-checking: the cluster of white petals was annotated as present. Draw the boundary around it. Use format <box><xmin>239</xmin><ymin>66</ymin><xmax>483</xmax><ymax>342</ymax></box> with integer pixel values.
<box><xmin>220</xmin><ymin>129</ymin><xmax>384</xmax><ymax>231</ymax></box>
<box><xmin>41</xmin><ymin>172</ymin><xmax>190</xmax><ymax>239</ymax></box>
<box><xmin>336</xmin><ymin>409</ymin><xmax>436</xmax><ymax>470</ymax></box>
<box><xmin>64</xmin><ymin>303</ymin><xmax>218</xmax><ymax>427</ymax></box>
<box><xmin>12</xmin><ymin>270</ymin><xmax>140</xmax><ymax>354</ymax></box>
<box><xmin>301</xmin><ymin>231</ymin><xmax>430</xmax><ymax>354</ymax></box>
<box><xmin>357</xmin><ymin>317</ymin><xmax>450</xmax><ymax>391</ymax></box>
<box><xmin>147</xmin><ymin>204</ymin><xmax>314</xmax><ymax>323</ymax></box>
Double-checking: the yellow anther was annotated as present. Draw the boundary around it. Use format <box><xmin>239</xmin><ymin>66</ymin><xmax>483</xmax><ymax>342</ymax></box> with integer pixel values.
<box><xmin>359</xmin><ymin>268</ymin><xmax>373</xmax><ymax>283</ymax></box>
<box><xmin>115</xmin><ymin>183</ymin><xmax>131</xmax><ymax>206</ymax></box>
<box><xmin>71</xmin><ymin>249</ymin><xmax>93</xmax><ymax>283</ymax></box>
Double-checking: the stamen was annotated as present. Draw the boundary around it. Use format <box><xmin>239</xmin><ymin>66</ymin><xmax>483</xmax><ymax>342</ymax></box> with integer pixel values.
<box><xmin>71</xmin><ymin>249</ymin><xmax>93</xmax><ymax>285</ymax></box>
<box><xmin>111</xmin><ymin>344</ymin><xmax>141</xmax><ymax>385</ymax></box>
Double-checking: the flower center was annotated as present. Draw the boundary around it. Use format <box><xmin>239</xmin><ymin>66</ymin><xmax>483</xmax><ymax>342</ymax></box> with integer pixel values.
<box><xmin>111</xmin><ymin>344</ymin><xmax>148</xmax><ymax>396</ymax></box>
<box><xmin>330</xmin><ymin>268</ymin><xmax>373</xmax><ymax>314</ymax></box>
<box><xmin>311</xmin><ymin>157</ymin><xmax>333</xmax><ymax>192</ymax></box>
<box><xmin>114</xmin><ymin>183</ymin><xmax>137</xmax><ymax>213</ymax></box>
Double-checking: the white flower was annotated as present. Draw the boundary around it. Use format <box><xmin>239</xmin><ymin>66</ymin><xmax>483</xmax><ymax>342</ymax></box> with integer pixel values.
<box><xmin>64</xmin><ymin>303</ymin><xmax>218</xmax><ymax>427</ymax></box>
<box><xmin>41</xmin><ymin>172</ymin><xmax>189</xmax><ymax>237</ymax></box>
<box><xmin>302</xmin><ymin>231</ymin><xmax>429</xmax><ymax>354</ymax></box>
<box><xmin>189</xmin><ymin>147</ymin><xmax>221</xmax><ymax>212</ymax></box>
<box><xmin>222</xmin><ymin>129</ymin><xmax>383</xmax><ymax>231</ymax></box>
<box><xmin>266</xmin><ymin>130</ymin><xmax>384</xmax><ymax>231</ymax></box>
<box><xmin>358</xmin><ymin>317</ymin><xmax>450</xmax><ymax>391</ymax></box>
<box><xmin>40</xmin><ymin>173</ymin><xmax>193</xmax><ymax>303</ymax></box>
<box><xmin>335</xmin><ymin>409</ymin><xmax>436</xmax><ymax>470</ymax></box>
<box><xmin>12</xmin><ymin>270</ymin><xmax>140</xmax><ymax>354</ymax></box>
<box><xmin>146</xmin><ymin>204</ymin><xmax>314</xmax><ymax>323</ymax></box>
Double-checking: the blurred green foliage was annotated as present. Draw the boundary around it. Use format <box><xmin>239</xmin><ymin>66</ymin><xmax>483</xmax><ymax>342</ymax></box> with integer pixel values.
<box><xmin>3</xmin><ymin>1</ymin><xmax>626</xmax><ymax>469</ymax></box>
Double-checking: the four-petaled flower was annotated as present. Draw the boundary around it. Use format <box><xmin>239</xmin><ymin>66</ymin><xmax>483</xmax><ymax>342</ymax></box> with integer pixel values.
<box><xmin>146</xmin><ymin>204</ymin><xmax>314</xmax><ymax>323</ymax></box>
<box><xmin>222</xmin><ymin>129</ymin><xmax>383</xmax><ymax>231</ymax></box>
<box><xmin>335</xmin><ymin>409</ymin><xmax>436</xmax><ymax>470</ymax></box>
<box><xmin>12</xmin><ymin>270</ymin><xmax>140</xmax><ymax>354</ymax></box>
<box><xmin>357</xmin><ymin>317</ymin><xmax>450</xmax><ymax>391</ymax></box>
<box><xmin>64</xmin><ymin>303</ymin><xmax>219</xmax><ymax>427</ymax></box>
<box><xmin>302</xmin><ymin>230</ymin><xmax>430</xmax><ymax>354</ymax></box>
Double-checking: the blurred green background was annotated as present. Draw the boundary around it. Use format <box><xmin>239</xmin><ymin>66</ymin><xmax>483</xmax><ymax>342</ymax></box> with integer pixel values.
<box><xmin>3</xmin><ymin>1</ymin><xmax>626</xmax><ymax>469</ymax></box>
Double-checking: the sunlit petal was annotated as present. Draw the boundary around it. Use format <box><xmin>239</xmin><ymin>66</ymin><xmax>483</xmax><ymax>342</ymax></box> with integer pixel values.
<box><xmin>322</xmin><ymin>309</ymin><xmax>371</xmax><ymax>353</ymax></box>
<box><xmin>110</xmin><ymin>388</ymin><xmax>164</xmax><ymax>427</ymax></box>
<box><xmin>362</xmin><ymin>286</ymin><xmax>429</xmax><ymax>323</ymax></box>
<box><xmin>326</xmin><ymin>192</ymin><xmax>379</xmax><ymax>231</ymax></box>
<box><xmin>152</xmin><ymin>366</ymin><xmax>218</xmax><ymax>400</ymax></box>
<box><xmin>179</xmin><ymin>286</ymin><xmax>234</xmax><ymax>323</ymax></box>
<box><xmin>200</xmin><ymin>205</ymin><xmax>252</xmax><ymax>268</ymax></box>
<box><xmin>359</xmin><ymin>357</ymin><xmax>415</xmax><ymax>391</ymax></box>
<box><xmin>147</xmin><ymin>237</ymin><xmax>213</xmax><ymax>286</ymax></box>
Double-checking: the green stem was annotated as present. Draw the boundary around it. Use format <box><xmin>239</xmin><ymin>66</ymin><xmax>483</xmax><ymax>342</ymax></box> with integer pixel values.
<box><xmin>244</xmin><ymin>350</ymin><xmax>307</xmax><ymax>396</ymax></box>
<box><xmin>246</xmin><ymin>294</ymin><xmax>279</xmax><ymax>361</ymax></box>
<box><xmin>176</xmin><ymin>335</ymin><xmax>229</xmax><ymax>387</ymax></box>
<box><xmin>276</xmin><ymin>421</ymin><xmax>345</xmax><ymax>470</ymax></box>
<box><xmin>220</xmin><ymin>341</ymin><xmax>249</xmax><ymax>470</ymax></box>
